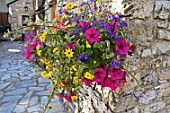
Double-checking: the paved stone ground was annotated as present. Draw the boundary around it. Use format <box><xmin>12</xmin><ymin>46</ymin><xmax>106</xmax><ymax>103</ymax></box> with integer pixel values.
<box><xmin>0</xmin><ymin>41</ymin><xmax>72</xmax><ymax>113</ymax></box>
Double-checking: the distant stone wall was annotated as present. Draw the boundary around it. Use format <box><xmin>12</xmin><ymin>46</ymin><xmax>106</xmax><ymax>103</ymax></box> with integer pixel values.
<box><xmin>9</xmin><ymin>0</ymin><xmax>34</xmax><ymax>31</ymax></box>
<box><xmin>65</xmin><ymin>0</ymin><xmax>170</xmax><ymax>113</ymax></box>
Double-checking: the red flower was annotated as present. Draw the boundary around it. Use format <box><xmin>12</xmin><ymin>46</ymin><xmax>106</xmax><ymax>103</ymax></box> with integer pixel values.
<box><xmin>82</xmin><ymin>78</ymin><xmax>93</xmax><ymax>86</ymax></box>
<box><xmin>115</xmin><ymin>39</ymin><xmax>130</xmax><ymax>55</ymax></box>
<box><xmin>108</xmin><ymin>66</ymin><xmax>125</xmax><ymax>81</ymax></box>
<box><xmin>93</xmin><ymin>68</ymin><xmax>106</xmax><ymax>83</ymax></box>
<box><xmin>59</xmin><ymin>93</ymin><xmax>65</xmax><ymax>98</ymax></box>
<box><xmin>84</xmin><ymin>27</ymin><xmax>100</xmax><ymax>43</ymax></box>
<box><xmin>63</xmin><ymin>43</ymin><xmax>76</xmax><ymax>51</ymax></box>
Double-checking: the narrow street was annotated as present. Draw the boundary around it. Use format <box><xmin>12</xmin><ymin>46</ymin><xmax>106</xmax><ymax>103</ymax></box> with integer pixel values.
<box><xmin>0</xmin><ymin>41</ymin><xmax>70</xmax><ymax>113</ymax></box>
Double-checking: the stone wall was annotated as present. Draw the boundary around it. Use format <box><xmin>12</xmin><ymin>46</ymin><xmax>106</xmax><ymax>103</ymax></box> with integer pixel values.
<box><xmin>9</xmin><ymin>0</ymin><xmax>34</xmax><ymax>31</ymax></box>
<box><xmin>66</xmin><ymin>0</ymin><xmax>170</xmax><ymax>113</ymax></box>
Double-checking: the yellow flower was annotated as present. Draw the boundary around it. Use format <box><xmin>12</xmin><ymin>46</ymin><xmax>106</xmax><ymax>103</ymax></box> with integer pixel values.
<box><xmin>28</xmin><ymin>21</ymin><xmax>34</xmax><ymax>25</ymax></box>
<box><xmin>53</xmin><ymin>47</ymin><xmax>59</xmax><ymax>53</ymax></box>
<box><xmin>48</xmin><ymin>72</ymin><xmax>54</xmax><ymax>78</ymax></box>
<box><xmin>36</xmin><ymin>30</ymin><xmax>40</xmax><ymax>35</ymax></box>
<box><xmin>76</xmin><ymin>7</ymin><xmax>80</xmax><ymax>12</ymax></box>
<box><xmin>71</xmin><ymin>95</ymin><xmax>78</xmax><ymax>101</ymax></box>
<box><xmin>36</xmin><ymin>44</ymin><xmax>41</xmax><ymax>50</ymax></box>
<box><xmin>40</xmin><ymin>58</ymin><xmax>44</xmax><ymax>63</ymax></box>
<box><xmin>70</xmin><ymin>65</ymin><xmax>77</xmax><ymax>71</ymax></box>
<box><xmin>86</xmin><ymin>41</ymin><xmax>91</xmax><ymax>48</ymax></box>
<box><xmin>43</xmin><ymin>31</ymin><xmax>47</xmax><ymax>36</ymax></box>
<box><xmin>41</xmin><ymin>71</ymin><xmax>48</xmax><ymax>78</ymax></box>
<box><xmin>94</xmin><ymin>61</ymin><xmax>96</xmax><ymax>64</ymax></box>
<box><xmin>55</xmin><ymin>81</ymin><xmax>65</xmax><ymax>87</ymax></box>
<box><xmin>45</xmin><ymin>61</ymin><xmax>50</xmax><ymax>65</ymax></box>
<box><xmin>64</xmin><ymin>48</ymin><xmax>74</xmax><ymax>58</ymax></box>
<box><xmin>39</xmin><ymin>35</ymin><xmax>46</xmax><ymax>42</ymax></box>
<box><xmin>84</xmin><ymin>72</ymin><xmax>94</xmax><ymax>80</ymax></box>
<box><xmin>66</xmin><ymin>2</ymin><xmax>74</xmax><ymax>9</ymax></box>
<box><xmin>62</xmin><ymin>15</ymin><xmax>65</xmax><ymax>19</ymax></box>
<box><xmin>37</xmin><ymin>50</ymin><xmax>42</xmax><ymax>56</ymax></box>
<box><xmin>46</xmin><ymin>65</ymin><xmax>49</xmax><ymax>70</ymax></box>
<box><xmin>74</xmin><ymin>77</ymin><xmax>79</xmax><ymax>83</ymax></box>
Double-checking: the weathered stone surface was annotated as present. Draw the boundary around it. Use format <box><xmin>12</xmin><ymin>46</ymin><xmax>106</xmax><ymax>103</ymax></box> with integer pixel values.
<box><xmin>142</xmin><ymin>49</ymin><xmax>152</xmax><ymax>57</ymax></box>
<box><xmin>5</xmin><ymin>88</ymin><xmax>27</xmax><ymax>95</ymax></box>
<box><xmin>157</xmin><ymin>30</ymin><xmax>170</xmax><ymax>40</ymax></box>
<box><xmin>30</xmin><ymin>96</ymin><xmax>39</xmax><ymax>106</ymax></box>
<box><xmin>29</xmin><ymin>87</ymin><xmax>45</xmax><ymax>91</ymax></box>
<box><xmin>19</xmin><ymin>91</ymin><xmax>33</xmax><ymax>104</ymax></box>
<box><xmin>27</xmin><ymin>104</ymin><xmax>42</xmax><ymax>112</ymax></box>
<box><xmin>139</xmin><ymin>90</ymin><xmax>156</xmax><ymax>104</ymax></box>
<box><xmin>1</xmin><ymin>95</ymin><xmax>23</xmax><ymax>102</ymax></box>
<box><xmin>13</xmin><ymin>105</ymin><xmax>27</xmax><ymax>113</ymax></box>
<box><xmin>0</xmin><ymin>101</ymin><xmax>18</xmax><ymax>113</ymax></box>
<box><xmin>157</xmin><ymin>21</ymin><xmax>168</xmax><ymax>28</ymax></box>
<box><xmin>0</xmin><ymin>83</ymin><xmax>10</xmax><ymax>90</ymax></box>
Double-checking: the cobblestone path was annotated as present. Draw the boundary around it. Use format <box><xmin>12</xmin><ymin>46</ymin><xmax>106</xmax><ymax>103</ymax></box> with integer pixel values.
<box><xmin>0</xmin><ymin>41</ymin><xmax>70</xmax><ymax>113</ymax></box>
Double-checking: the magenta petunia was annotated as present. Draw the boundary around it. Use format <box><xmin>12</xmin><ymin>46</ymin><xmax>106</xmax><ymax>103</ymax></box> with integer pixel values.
<box><xmin>59</xmin><ymin>93</ymin><xmax>65</xmax><ymax>98</ymax></box>
<box><xmin>108</xmin><ymin>79</ymin><xmax>121</xmax><ymax>90</ymax></box>
<box><xmin>93</xmin><ymin>68</ymin><xmax>106</xmax><ymax>83</ymax></box>
<box><xmin>25</xmin><ymin>47</ymin><xmax>32</xmax><ymax>61</ymax></box>
<box><xmin>31</xmin><ymin>40</ymin><xmax>43</xmax><ymax>49</ymax></box>
<box><xmin>77</xmin><ymin>21</ymin><xmax>91</xmax><ymax>30</ymax></box>
<box><xmin>108</xmin><ymin>66</ymin><xmax>125</xmax><ymax>81</ymax></box>
<box><xmin>115</xmin><ymin>39</ymin><xmax>130</xmax><ymax>55</ymax></box>
<box><xmin>82</xmin><ymin>77</ymin><xmax>93</xmax><ymax>86</ymax></box>
<box><xmin>84</xmin><ymin>27</ymin><xmax>100</xmax><ymax>43</ymax></box>
<box><xmin>64</xmin><ymin>43</ymin><xmax>76</xmax><ymax>51</ymax></box>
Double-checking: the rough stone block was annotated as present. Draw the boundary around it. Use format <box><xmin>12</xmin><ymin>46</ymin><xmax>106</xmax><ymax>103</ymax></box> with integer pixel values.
<box><xmin>157</xmin><ymin>29</ymin><xmax>170</xmax><ymax>40</ymax></box>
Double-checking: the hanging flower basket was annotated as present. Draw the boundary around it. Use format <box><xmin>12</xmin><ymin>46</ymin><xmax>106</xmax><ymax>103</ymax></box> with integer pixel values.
<box><xmin>22</xmin><ymin>0</ymin><xmax>136</xmax><ymax>105</ymax></box>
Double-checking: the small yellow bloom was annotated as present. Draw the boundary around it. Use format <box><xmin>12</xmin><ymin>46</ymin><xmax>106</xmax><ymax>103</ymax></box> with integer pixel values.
<box><xmin>53</xmin><ymin>47</ymin><xmax>59</xmax><ymax>53</ymax></box>
<box><xmin>48</xmin><ymin>72</ymin><xmax>54</xmax><ymax>78</ymax></box>
<box><xmin>36</xmin><ymin>44</ymin><xmax>41</xmax><ymax>50</ymax></box>
<box><xmin>71</xmin><ymin>95</ymin><xmax>78</xmax><ymax>101</ymax></box>
<box><xmin>55</xmin><ymin>81</ymin><xmax>65</xmax><ymax>87</ymax></box>
<box><xmin>70</xmin><ymin>65</ymin><xmax>77</xmax><ymax>71</ymax></box>
<box><xmin>66</xmin><ymin>2</ymin><xmax>74</xmax><ymax>9</ymax></box>
<box><xmin>64</xmin><ymin>48</ymin><xmax>74</xmax><ymax>58</ymax></box>
<box><xmin>37</xmin><ymin>50</ymin><xmax>42</xmax><ymax>56</ymax></box>
<box><xmin>94</xmin><ymin>61</ymin><xmax>96</xmax><ymax>64</ymax></box>
<box><xmin>46</xmin><ymin>65</ymin><xmax>49</xmax><ymax>70</ymax></box>
<box><xmin>43</xmin><ymin>31</ymin><xmax>47</xmax><ymax>36</ymax></box>
<box><xmin>86</xmin><ymin>41</ymin><xmax>91</xmax><ymax>48</ymax></box>
<box><xmin>84</xmin><ymin>72</ymin><xmax>94</xmax><ymax>80</ymax></box>
<box><xmin>45</xmin><ymin>61</ymin><xmax>50</xmax><ymax>65</ymax></box>
<box><xmin>41</xmin><ymin>71</ymin><xmax>48</xmax><ymax>78</ymax></box>
<box><xmin>36</xmin><ymin>30</ymin><xmax>40</xmax><ymax>35</ymax></box>
<box><xmin>74</xmin><ymin>77</ymin><xmax>79</xmax><ymax>83</ymax></box>
<box><xmin>39</xmin><ymin>35</ymin><xmax>46</xmax><ymax>42</ymax></box>
<box><xmin>76</xmin><ymin>7</ymin><xmax>80</xmax><ymax>12</ymax></box>
<box><xmin>29</xmin><ymin>21</ymin><xmax>34</xmax><ymax>26</ymax></box>
<box><xmin>40</xmin><ymin>58</ymin><xmax>44</xmax><ymax>63</ymax></box>
<box><xmin>62</xmin><ymin>15</ymin><xmax>65</xmax><ymax>19</ymax></box>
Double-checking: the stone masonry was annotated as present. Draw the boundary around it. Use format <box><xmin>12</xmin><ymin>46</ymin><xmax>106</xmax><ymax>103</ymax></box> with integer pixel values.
<box><xmin>66</xmin><ymin>0</ymin><xmax>170</xmax><ymax>113</ymax></box>
<box><xmin>8</xmin><ymin>0</ymin><xmax>34</xmax><ymax>31</ymax></box>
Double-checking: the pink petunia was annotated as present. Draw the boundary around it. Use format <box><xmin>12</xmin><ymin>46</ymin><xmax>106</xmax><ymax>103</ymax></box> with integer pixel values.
<box><xmin>84</xmin><ymin>27</ymin><xmax>100</xmax><ymax>43</ymax></box>
<box><xmin>108</xmin><ymin>66</ymin><xmax>125</xmax><ymax>81</ymax></box>
<box><xmin>77</xmin><ymin>21</ymin><xmax>91</xmax><ymax>30</ymax></box>
<box><xmin>63</xmin><ymin>43</ymin><xmax>76</xmax><ymax>51</ymax></box>
<box><xmin>59</xmin><ymin>93</ymin><xmax>65</xmax><ymax>98</ymax></box>
<box><xmin>31</xmin><ymin>40</ymin><xmax>43</xmax><ymax>49</ymax></box>
<box><xmin>65</xmin><ymin>92</ymin><xmax>76</xmax><ymax>102</ymax></box>
<box><xmin>115</xmin><ymin>39</ymin><xmax>130</xmax><ymax>55</ymax></box>
<box><xmin>82</xmin><ymin>77</ymin><xmax>93</xmax><ymax>86</ymax></box>
<box><xmin>25</xmin><ymin>48</ymin><xmax>32</xmax><ymax>61</ymax></box>
<box><xmin>93</xmin><ymin>68</ymin><xmax>106</xmax><ymax>83</ymax></box>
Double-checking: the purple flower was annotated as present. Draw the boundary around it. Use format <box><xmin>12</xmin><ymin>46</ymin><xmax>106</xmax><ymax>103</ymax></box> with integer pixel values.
<box><xmin>78</xmin><ymin>55</ymin><xmax>82</xmax><ymax>60</ymax></box>
<box><xmin>122</xmin><ymin>21</ymin><xmax>127</xmax><ymax>27</ymax></box>
<box><xmin>76</xmin><ymin>29</ymin><xmax>80</xmax><ymax>34</ymax></box>
<box><xmin>40</xmin><ymin>26</ymin><xmax>44</xmax><ymax>32</ymax></box>
<box><xmin>84</xmin><ymin>53</ymin><xmax>89</xmax><ymax>60</ymax></box>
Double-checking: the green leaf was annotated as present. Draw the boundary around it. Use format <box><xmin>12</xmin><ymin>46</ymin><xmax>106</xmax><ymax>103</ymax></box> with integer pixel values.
<box><xmin>93</xmin><ymin>42</ymin><xmax>100</xmax><ymax>48</ymax></box>
<box><xmin>85</xmin><ymin>49</ymin><xmax>93</xmax><ymax>55</ymax></box>
<box><xmin>79</xmin><ymin>45</ymin><xmax>85</xmax><ymax>52</ymax></box>
<box><xmin>105</xmin><ymin>40</ymin><xmax>110</xmax><ymax>47</ymax></box>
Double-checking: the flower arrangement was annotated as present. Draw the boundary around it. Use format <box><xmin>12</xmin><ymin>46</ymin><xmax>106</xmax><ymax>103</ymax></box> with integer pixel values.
<box><xmin>22</xmin><ymin>0</ymin><xmax>136</xmax><ymax>103</ymax></box>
